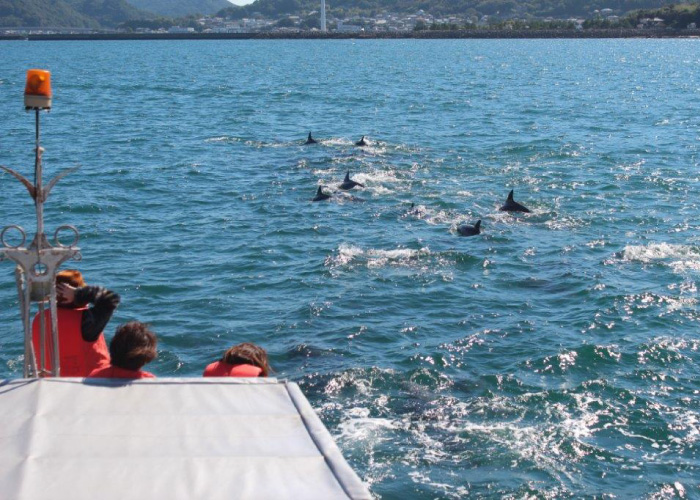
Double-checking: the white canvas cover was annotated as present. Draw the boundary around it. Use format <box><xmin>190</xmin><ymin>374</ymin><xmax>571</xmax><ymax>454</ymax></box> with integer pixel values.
<box><xmin>0</xmin><ymin>378</ymin><xmax>371</xmax><ymax>500</ymax></box>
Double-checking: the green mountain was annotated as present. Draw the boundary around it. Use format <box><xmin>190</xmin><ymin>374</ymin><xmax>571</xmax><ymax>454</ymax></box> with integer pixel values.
<box><xmin>217</xmin><ymin>0</ymin><xmax>687</xmax><ymax>20</ymax></box>
<box><xmin>65</xmin><ymin>0</ymin><xmax>152</xmax><ymax>26</ymax></box>
<box><xmin>1</xmin><ymin>0</ymin><xmax>696</xmax><ymax>29</ymax></box>
<box><xmin>0</xmin><ymin>0</ymin><xmax>152</xmax><ymax>28</ymax></box>
<box><xmin>127</xmin><ymin>0</ymin><xmax>232</xmax><ymax>17</ymax></box>
<box><xmin>0</xmin><ymin>0</ymin><xmax>97</xmax><ymax>28</ymax></box>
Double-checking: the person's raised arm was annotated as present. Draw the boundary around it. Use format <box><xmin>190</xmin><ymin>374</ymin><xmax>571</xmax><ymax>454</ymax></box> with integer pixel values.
<box><xmin>65</xmin><ymin>284</ymin><xmax>121</xmax><ymax>342</ymax></box>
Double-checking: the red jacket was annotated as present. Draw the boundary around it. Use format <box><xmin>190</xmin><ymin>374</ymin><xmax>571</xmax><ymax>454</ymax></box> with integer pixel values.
<box><xmin>32</xmin><ymin>307</ymin><xmax>110</xmax><ymax>377</ymax></box>
<box><xmin>88</xmin><ymin>365</ymin><xmax>155</xmax><ymax>379</ymax></box>
<box><xmin>203</xmin><ymin>361</ymin><xmax>263</xmax><ymax>377</ymax></box>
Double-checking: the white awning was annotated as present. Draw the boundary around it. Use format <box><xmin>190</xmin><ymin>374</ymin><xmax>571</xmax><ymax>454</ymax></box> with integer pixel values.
<box><xmin>0</xmin><ymin>378</ymin><xmax>371</xmax><ymax>500</ymax></box>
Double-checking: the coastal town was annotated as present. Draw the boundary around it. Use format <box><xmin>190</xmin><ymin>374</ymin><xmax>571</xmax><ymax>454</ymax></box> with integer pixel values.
<box><xmin>1</xmin><ymin>7</ymin><xmax>695</xmax><ymax>36</ymax></box>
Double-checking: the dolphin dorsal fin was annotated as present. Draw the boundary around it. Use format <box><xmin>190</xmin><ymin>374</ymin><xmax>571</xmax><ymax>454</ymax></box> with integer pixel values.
<box><xmin>308</xmin><ymin>132</ymin><xmax>313</xmax><ymax>140</ymax></box>
<box><xmin>475</xmin><ymin>220</ymin><xmax>481</xmax><ymax>229</ymax></box>
<box><xmin>344</xmin><ymin>171</ymin><xmax>350</xmax><ymax>181</ymax></box>
<box><xmin>507</xmin><ymin>190</ymin><xmax>514</xmax><ymax>201</ymax></box>
<box><xmin>317</xmin><ymin>186</ymin><xmax>323</xmax><ymax>194</ymax></box>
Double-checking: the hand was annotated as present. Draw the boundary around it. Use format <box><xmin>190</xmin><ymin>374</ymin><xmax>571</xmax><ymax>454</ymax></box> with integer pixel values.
<box><xmin>56</xmin><ymin>283</ymin><xmax>76</xmax><ymax>305</ymax></box>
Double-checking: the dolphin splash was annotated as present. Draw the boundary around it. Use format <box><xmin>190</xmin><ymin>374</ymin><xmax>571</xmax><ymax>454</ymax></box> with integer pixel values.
<box><xmin>500</xmin><ymin>190</ymin><xmax>530</xmax><ymax>213</ymax></box>
<box><xmin>312</xmin><ymin>186</ymin><xmax>331</xmax><ymax>202</ymax></box>
<box><xmin>338</xmin><ymin>171</ymin><xmax>364</xmax><ymax>191</ymax></box>
<box><xmin>457</xmin><ymin>220</ymin><xmax>481</xmax><ymax>236</ymax></box>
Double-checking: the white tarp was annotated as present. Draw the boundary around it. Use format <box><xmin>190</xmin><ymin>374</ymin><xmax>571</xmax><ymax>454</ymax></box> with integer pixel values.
<box><xmin>0</xmin><ymin>378</ymin><xmax>371</xmax><ymax>500</ymax></box>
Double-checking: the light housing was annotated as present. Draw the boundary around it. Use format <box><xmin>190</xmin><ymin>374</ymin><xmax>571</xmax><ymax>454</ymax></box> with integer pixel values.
<box><xmin>24</xmin><ymin>69</ymin><xmax>52</xmax><ymax>109</ymax></box>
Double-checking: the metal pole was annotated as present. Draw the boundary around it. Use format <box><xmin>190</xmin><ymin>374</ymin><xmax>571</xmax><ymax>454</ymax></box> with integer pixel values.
<box><xmin>38</xmin><ymin>301</ymin><xmax>45</xmax><ymax>375</ymax></box>
<box><xmin>49</xmin><ymin>283</ymin><xmax>60</xmax><ymax>377</ymax></box>
<box><xmin>3</xmin><ymin>76</ymin><xmax>79</xmax><ymax>379</ymax></box>
<box><xmin>35</xmin><ymin>109</ymin><xmax>44</xmax><ymax>246</ymax></box>
<box><xmin>23</xmin><ymin>278</ymin><xmax>34</xmax><ymax>378</ymax></box>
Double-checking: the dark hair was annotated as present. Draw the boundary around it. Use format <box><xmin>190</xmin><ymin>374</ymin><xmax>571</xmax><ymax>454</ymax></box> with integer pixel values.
<box><xmin>110</xmin><ymin>321</ymin><xmax>157</xmax><ymax>371</ymax></box>
<box><xmin>222</xmin><ymin>342</ymin><xmax>270</xmax><ymax>377</ymax></box>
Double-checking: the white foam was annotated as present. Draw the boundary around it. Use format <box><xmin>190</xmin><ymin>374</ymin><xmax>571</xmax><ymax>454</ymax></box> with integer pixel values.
<box><xmin>321</xmin><ymin>138</ymin><xmax>353</xmax><ymax>147</ymax></box>
<box><xmin>205</xmin><ymin>136</ymin><xmax>234</xmax><ymax>142</ymax></box>
<box><xmin>621</xmin><ymin>243</ymin><xmax>700</xmax><ymax>266</ymax></box>
<box><xmin>325</xmin><ymin>244</ymin><xmax>431</xmax><ymax>268</ymax></box>
<box><xmin>557</xmin><ymin>350</ymin><xmax>578</xmax><ymax>371</ymax></box>
<box><xmin>367</xmin><ymin>185</ymin><xmax>393</xmax><ymax>196</ymax></box>
<box><xmin>586</xmin><ymin>239</ymin><xmax>607</xmax><ymax>248</ymax></box>
<box><xmin>355</xmin><ymin>169</ymin><xmax>403</xmax><ymax>185</ymax></box>
<box><xmin>311</xmin><ymin>168</ymin><xmax>337</xmax><ymax>176</ymax></box>
<box><xmin>545</xmin><ymin>216</ymin><xmax>585</xmax><ymax>230</ymax></box>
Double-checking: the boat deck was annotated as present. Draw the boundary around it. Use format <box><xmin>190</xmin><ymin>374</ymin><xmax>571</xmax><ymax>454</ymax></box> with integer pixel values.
<box><xmin>0</xmin><ymin>377</ymin><xmax>371</xmax><ymax>500</ymax></box>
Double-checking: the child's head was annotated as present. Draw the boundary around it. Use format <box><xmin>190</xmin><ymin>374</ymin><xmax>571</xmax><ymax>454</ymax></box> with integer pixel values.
<box><xmin>56</xmin><ymin>269</ymin><xmax>85</xmax><ymax>288</ymax></box>
<box><xmin>110</xmin><ymin>321</ymin><xmax>157</xmax><ymax>371</ymax></box>
<box><xmin>222</xmin><ymin>342</ymin><xmax>270</xmax><ymax>377</ymax></box>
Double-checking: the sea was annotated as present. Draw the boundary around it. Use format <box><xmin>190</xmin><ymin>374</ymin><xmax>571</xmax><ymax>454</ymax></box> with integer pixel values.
<box><xmin>1</xmin><ymin>39</ymin><xmax>699</xmax><ymax>498</ymax></box>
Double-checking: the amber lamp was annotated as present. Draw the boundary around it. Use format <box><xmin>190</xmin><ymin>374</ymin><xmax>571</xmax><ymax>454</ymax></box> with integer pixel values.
<box><xmin>24</xmin><ymin>69</ymin><xmax>52</xmax><ymax>110</ymax></box>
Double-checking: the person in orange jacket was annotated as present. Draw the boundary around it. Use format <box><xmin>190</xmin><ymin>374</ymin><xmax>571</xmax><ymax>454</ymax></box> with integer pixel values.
<box><xmin>88</xmin><ymin>321</ymin><xmax>157</xmax><ymax>379</ymax></box>
<box><xmin>32</xmin><ymin>269</ymin><xmax>120</xmax><ymax>377</ymax></box>
<box><xmin>203</xmin><ymin>342</ymin><xmax>270</xmax><ymax>377</ymax></box>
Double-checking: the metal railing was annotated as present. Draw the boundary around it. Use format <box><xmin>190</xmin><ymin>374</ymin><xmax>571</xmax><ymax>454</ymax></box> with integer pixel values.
<box><xmin>1</xmin><ymin>105</ymin><xmax>81</xmax><ymax>377</ymax></box>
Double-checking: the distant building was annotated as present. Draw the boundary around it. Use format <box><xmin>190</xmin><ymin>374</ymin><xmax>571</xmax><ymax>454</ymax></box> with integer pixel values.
<box><xmin>336</xmin><ymin>21</ymin><xmax>362</xmax><ymax>33</ymax></box>
<box><xmin>637</xmin><ymin>17</ymin><xmax>665</xmax><ymax>29</ymax></box>
<box><xmin>168</xmin><ymin>27</ymin><xmax>195</xmax><ymax>33</ymax></box>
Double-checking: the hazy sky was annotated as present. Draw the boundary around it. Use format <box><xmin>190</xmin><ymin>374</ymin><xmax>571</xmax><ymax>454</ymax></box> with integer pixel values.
<box><xmin>226</xmin><ymin>0</ymin><xmax>256</xmax><ymax>5</ymax></box>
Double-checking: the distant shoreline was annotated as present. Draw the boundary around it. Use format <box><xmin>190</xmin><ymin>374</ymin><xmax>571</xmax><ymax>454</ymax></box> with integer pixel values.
<box><xmin>1</xmin><ymin>28</ymin><xmax>700</xmax><ymax>41</ymax></box>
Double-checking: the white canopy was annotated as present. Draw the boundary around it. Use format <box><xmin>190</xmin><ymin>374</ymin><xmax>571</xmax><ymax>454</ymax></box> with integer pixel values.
<box><xmin>0</xmin><ymin>378</ymin><xmax>371</xmax><ymax>500</ymax></box>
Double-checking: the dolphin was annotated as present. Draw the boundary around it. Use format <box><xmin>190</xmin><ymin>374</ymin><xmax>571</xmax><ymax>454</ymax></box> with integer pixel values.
<box><xmin>305</xmin><ymin>132</ymin><xmax>318</xmax><ymax>145</ymax></box>
<box><xmin>312</xmin><ymin>186</ymin><xmax>331</xmax><ymax>202</ymax></box>
<box><xmin>355</xmin><ymin>136</ymin><xmax>367</xmax><ymax>146</ymax></box>
<box><xmin>500</xmin><ymin>190</ymin><xmax>530</xmax><ymax>213</ymax></box>
<box><xmin>338</xmin><ymin>171</ymin><xmax>364</xmax><ymax>190</ymax></box>
<box><xmin>457</xmin><ymin>220</ymin><xmax>481</xmax><ymax>236</ymax></box>
<box><xmin>403</xmin><ymin>202</ymin><xmax>427</xmax><ymax>219</ymax></box>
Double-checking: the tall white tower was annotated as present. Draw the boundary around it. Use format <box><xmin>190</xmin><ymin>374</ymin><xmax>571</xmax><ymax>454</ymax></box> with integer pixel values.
<box><xmin>320</xmin><ymin>0</ymin><xmax>327</xmax><ymax>32</ymax></box>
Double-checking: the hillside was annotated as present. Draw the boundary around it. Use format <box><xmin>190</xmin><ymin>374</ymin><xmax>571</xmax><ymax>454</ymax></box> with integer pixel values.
<box><xmin>0</xmin><ymin>0</ymin><xmax>98</xmax><ymax>28</ymax></box>
<box><xmin>1</xmin><ymin>0</ymin><xmax>696</xmax><ymax>29</ymax></box>
<box><xmin>217</xmin><ymin>0</ymin><xmax>686</xmax><ymax>20</ymax></box>
<box><xmin>0</xmin><ymin>0</ymin><xmax>152</xmax><ymax>28</ymax></box>
<box><xmin>65</xmin><ymin>0</ymin><xmax>152</xmax><ymax>26</ymax></box>
<box><xmin>626</xmin><ymin>2</ymin><xmax>700</xmax><ymax>27</ymax></box>
<box><xmin>128</xmin><ymin>0</ymin><xmax>232</xmax><ymax>17</ymax></box>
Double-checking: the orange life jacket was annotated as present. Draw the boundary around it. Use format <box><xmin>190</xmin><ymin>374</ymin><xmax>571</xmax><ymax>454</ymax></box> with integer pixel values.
<box><xmin>88</xmin><ymin>365</ymin><xmax>155</xmax><ymax>379</ymax></box>
<box><xmin>202</xmin><ymin>361</ymin><xmax>263</xmax><ymax>377</ymax></box>
<box><xmin>31</xmin><ymin>307</ymin><xmax>111</xmax><ymax>377</ymax></box>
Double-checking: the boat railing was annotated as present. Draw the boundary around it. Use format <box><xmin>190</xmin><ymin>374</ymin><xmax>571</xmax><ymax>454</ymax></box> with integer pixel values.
<box><xmin>1</xmin><ymin>69</ymin><xmax>81</xmax><ymax>378</ymax></box>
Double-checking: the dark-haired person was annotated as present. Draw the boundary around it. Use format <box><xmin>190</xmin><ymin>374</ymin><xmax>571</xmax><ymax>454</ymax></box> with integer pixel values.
<box><xmin>88</xmin><ymin>321</ymin><xmax>157</xmax><ymax>379</ymax></box>
<box><xmin>32</xmin><ymin>269</ymin><xmax>120</xmax><ymax>377</ymax></box>
<box><xmin>203</xmin><ymin>342</ymin><xmax>270</xmax><ymax>377</ymax></box>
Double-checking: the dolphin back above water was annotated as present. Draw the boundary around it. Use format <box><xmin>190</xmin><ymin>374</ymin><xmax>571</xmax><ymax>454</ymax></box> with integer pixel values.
<box><xmin>457</xmin><ymin>219</ymin><xmax>481</xmax><ymax>236</ymax></box>
<box><xmin>355</xmin><ymin>136</ymin><xmax>367</xmax><ymax>146</ymax></box>
<box><xmin>338</xmin><ymin>171</ymin><xmax>364</xmax><ymax>190</ymax></box>
<box><xmin>312</xmin><ymin>186</ymin><xmax>331</xmax><ymax>202</ymax></box>
<box><xmin>305</xmin><ymin>132</ymin><xmax>318</xmax><ymax>145</ymax></box>
<box><xmin>500</xmin><ymin>190</ymin><xmax>531</xmax><ymax>213</ymax></box>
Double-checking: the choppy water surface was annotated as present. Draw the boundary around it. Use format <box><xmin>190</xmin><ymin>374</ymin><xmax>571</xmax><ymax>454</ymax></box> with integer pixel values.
<box><xmin>1</xmin><ymin>39</ymin><xmax>699</xmax><ymax>498</ymax></box>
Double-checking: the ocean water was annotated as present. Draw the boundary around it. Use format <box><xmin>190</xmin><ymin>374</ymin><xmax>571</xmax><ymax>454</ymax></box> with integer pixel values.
<box><xmin>1</xmin><ymin>39</ymin><xmax>699</xmax><ymax>498</ymax></box>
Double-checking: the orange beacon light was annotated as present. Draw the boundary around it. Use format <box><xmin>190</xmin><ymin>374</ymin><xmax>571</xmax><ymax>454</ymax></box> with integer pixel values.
<box><xmin>24</xmin><ymin>69</ymin><xmax>52</xmax><ymax>110</ymax></box>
